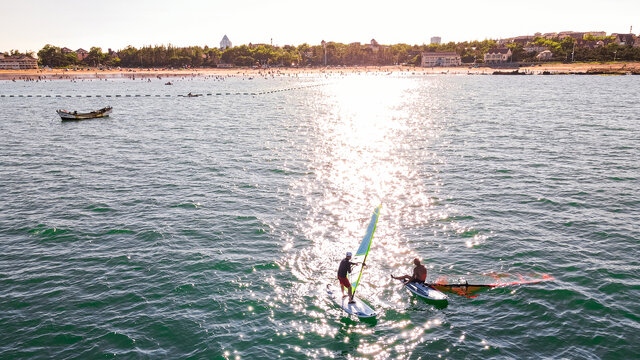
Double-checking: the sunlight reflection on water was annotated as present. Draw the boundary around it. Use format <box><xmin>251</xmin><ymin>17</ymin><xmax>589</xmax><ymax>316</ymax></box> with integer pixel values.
<box><xmin>281</xmin><ymin>75</ymin><xmax>455</xmax><ymax>359</ymax></box>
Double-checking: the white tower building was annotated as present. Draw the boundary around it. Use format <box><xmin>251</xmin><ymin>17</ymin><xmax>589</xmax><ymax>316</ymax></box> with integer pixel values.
<box><xmin>220</xmin><ymin>35</ymin><xmax>232</xmax><ymax>50</ymax></box>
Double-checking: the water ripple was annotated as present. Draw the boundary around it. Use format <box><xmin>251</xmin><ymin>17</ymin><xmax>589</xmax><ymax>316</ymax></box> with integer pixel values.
<box><xmin>1</xmin><ymin>75</ymin><xmax>639</xmax><ymax>359</ymax></box>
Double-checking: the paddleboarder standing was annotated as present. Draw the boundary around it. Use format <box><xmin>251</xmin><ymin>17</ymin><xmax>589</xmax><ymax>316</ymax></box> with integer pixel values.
<box><xmin>392</xmin><ymin>258</ymin><xmax>427</xmax><ymax>284</ymax></box>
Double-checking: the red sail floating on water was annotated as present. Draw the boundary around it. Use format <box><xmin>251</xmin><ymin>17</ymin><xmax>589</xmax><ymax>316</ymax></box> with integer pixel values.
<box><xmin>429</xmin><ymin>273</ymin><xmax>555</xmax><ymax>298</ymax></box>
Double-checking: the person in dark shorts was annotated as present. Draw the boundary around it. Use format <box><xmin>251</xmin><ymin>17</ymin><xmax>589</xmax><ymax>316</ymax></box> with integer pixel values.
<box><xmin>338</xmin><ymin>252</ymin><xmax>363</xmax><ymax>304</ymax></box>
<box><xmin>391</xmin><ymin>258</ymin><xmax>427</xmax><ymax>284</ymax></box>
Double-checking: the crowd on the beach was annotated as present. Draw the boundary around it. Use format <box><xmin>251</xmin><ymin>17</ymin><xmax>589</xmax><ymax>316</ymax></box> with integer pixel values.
<box><xmin>2</xmin><ymin>63</ymin><xmax>639</xmax><ymax>82</ymax></box>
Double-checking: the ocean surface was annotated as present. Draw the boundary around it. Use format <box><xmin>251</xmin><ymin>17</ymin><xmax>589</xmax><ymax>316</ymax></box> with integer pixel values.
<box><xmin>1</xmin><ymin>73</ymin><xmax>638</xmax><ymax>359</ymax></box>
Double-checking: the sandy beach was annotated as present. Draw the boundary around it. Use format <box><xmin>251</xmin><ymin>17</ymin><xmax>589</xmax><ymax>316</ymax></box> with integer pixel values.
<box><xmin>2</xmin><ymin>62</ymin><xmax>640</xmax><ymax>80</ymax></box>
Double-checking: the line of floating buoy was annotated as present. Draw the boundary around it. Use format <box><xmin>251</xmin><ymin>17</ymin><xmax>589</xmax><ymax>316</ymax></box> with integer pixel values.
<box><xmin>0</xmin><ymin>83</ymin><xmax>329</xmax><ymax>99</ymax></box>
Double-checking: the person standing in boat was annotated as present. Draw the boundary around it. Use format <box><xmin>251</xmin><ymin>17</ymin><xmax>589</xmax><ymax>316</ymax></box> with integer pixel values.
<box><xmin>392</xmin><ymin>258</ymin><xmax>427</xmax><ymax>284</ymax></box>
<box><xmin>337</xmin><ymin>252</ymin><xmax>362</xmax><ymax>304</ymax></box>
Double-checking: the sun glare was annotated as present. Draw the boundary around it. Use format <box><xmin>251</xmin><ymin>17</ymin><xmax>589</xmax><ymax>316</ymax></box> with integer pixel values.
<box><xmin>317</xmin><ymin>76</ymin><xmax>411</xmax><ymax>206</ymax></box>
<box><xmin>294</xmin><ymin>74</ymin><xmax>442</xmax><ymax>279</ymax></box>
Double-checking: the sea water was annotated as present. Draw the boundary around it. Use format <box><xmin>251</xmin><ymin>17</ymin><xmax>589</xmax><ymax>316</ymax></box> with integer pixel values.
<box><xmin>0</xmin><ymin>74</ymin><xmax>638</xmax><ymax>359</ymax></box>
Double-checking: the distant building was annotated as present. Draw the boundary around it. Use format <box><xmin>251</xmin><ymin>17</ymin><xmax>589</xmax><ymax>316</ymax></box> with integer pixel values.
<box><xmin>634</xmin><ymin>37</ymin><xmax>640</xmax><ymax>48</ymax></box>
<box><xmin>430</xmin><ymin>36</ymin><xmax>441</xmax><ymax>45</ymax></box>
<box><xmin>421</xmin><ymin>51</ymin><xmax>461</xmax><ymax>67</ymax></box>
<box><xmin>511</xmin><ymin>35</ymin><xmax>536</xmax><ymax>44</ymax></box>
<box><xmin>558</xmin><ymin>31</ymin><xmax>604</xmax><ymax>40</ymax></box>
<box><xmin>0</xmin><ymin>53</ymin><xmax>38</xmax><ymax>69</ymax></box>
<box><xmin>546</xmin><ymin>31</ymin><xmax>605</xmax><ymax>40</ymax></box>
<box><xmin>575</xmin><ymin>39</ymin><xmax>608</xmax><ymax>49</ymax></box>
<box><xmin>76</xmin><ymin>48</ymin><xmax>88</xmax><ymax>61</ymax></box>
<box><xmin>369</xmin><ymin>39</ymin><xmax>380</xmax><ymax>53</ymax></box>
<box><xmin>558</xmin><ymin>31</ymin><xmax>585</xmax><ymax>40</ymax></box>
<box><xmin>523</xmin><ymin>44</ymin><xmax>547</xmax><ymax>53</ymax></box>
<box><xmin>536</xmin><ymin>50</ymin><xmax>553</xmax><ymax>61</ymax></box>
<box><xmin>61</xmin><ymin>47</ymin><xmax>74</xmax><ymax>54</ymax></box>
<box><xmin>484</xmin><ymin>48</ymin><xmax>512</xmax><ymax>63</ymax></box>
<box><xmin>612</xmin><ymin>33</ymin><xmax>636</xmax><ymax>46</ymax></box>
<box><xmin>584</xmin><ymin>31</ymin><xmax>607</xmax><ymax>38</ymax></box>
<box><xmin>220</xmin><ymin>35</ymin><xmax>232</xmax><ymax>50</ymax></box>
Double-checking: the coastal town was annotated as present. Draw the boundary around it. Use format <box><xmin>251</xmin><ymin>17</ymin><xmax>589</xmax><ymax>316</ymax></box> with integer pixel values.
<box><xmin>1</xmin><ymin>30</ymin><xmax>640</xmax><ymax>75</ymax></box>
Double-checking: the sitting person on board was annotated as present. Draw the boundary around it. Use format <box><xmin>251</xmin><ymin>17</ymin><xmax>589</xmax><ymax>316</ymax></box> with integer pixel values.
<box><xmin>391</xmin><ymin>258</ymin><xmax>427</xmax><ymax>284</ymax></box>
<box><xmin>337</xmin><ymin>251</ymin><xmax>363</xmax><ymax>304</ymax></box>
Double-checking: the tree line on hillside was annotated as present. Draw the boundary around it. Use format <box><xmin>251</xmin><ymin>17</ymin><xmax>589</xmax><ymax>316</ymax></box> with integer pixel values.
<box><xmin>2</xmin><ymin>49</ymin><xmax>36</xmax><ymax>58</ymax></box>
<box><xmin>505</xmin><ymin>36</ymin><xmax>640</xmax><ymax>62</ymax></box>
<box><xmin>32</xmin><ymin>38</ymin><xmax>640</xmax><ymax>68</ymax></box>
<box><xmin>34</xmin><ymin>41</ymin><xmax>495</xmax><ymax>68</ymax></box>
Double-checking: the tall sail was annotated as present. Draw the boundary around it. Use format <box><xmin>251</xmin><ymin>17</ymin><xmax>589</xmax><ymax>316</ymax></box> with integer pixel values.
<box><xmin>351</xmin><ymin>204</ymin><xmax>382</xmax><ymax>294</ymax></box>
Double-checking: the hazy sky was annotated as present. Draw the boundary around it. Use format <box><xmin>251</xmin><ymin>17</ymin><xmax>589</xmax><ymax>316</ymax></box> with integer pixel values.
<box><xmin>1</xmin><ymin>0</ymin><xmax>638</xmax><ymax>52</ymax></box>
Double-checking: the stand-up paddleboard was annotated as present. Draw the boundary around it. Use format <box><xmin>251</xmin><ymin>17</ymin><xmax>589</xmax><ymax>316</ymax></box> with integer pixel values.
<box><xmin>327</xmin><ymin>285</ymin><xmax>376</xmax><ymax>318</ymax></box>
<box><xmin>402</xmin><ymin>280</ymin><xmax>448</xmax><ymax>302</ymax></box>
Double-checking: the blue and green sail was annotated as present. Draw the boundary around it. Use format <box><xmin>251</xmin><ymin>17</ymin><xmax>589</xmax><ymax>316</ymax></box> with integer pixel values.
<box><xmin>351</xmin><ymin>204</ymin><xmax>382</xmax><ymax>295</ymax></box>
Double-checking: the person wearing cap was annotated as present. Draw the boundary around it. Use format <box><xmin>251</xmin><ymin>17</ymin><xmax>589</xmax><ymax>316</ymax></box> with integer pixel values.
<box><xmin>391</xmin><ymin>258</ymin><xmax>427</xmax><ymax>284</ymax></box>
<box><xmin>337</xmin><ymin>252</ymin><xmax>362</xmax><ymax>304</ymax></box>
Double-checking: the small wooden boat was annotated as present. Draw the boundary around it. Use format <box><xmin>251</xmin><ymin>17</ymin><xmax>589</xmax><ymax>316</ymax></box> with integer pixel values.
<box><xmin>57</xmin><ymin>106</ymin><xmax>112</xmax><ymax>121</ymax></box>
<box><xmin>187</xmin><ymin>92</ymin><xmax>200</xmax><ymax>97</ymax></box>
<box><xmin>165</xmin><ymin>81</ymin><xmax>173</xmax><ymax>85</ymax></box>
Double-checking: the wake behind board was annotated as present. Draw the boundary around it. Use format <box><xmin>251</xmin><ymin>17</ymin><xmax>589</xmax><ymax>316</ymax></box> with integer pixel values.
<box><xmin>327</xmin><ymin>286</ymin><xmax>376</xmax><ymax>318</ymax></box>
<box><xmin>403</xmin><ymin>281</ymin><xmax>448</xmax><ymax>302</ymax></box>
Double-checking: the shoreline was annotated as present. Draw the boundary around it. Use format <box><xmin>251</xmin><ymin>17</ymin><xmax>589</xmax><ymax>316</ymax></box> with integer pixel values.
<box><xmin>2</xmin><ymin>62</ymin><xmax>640</xmax><ymax>80</ymax></box>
